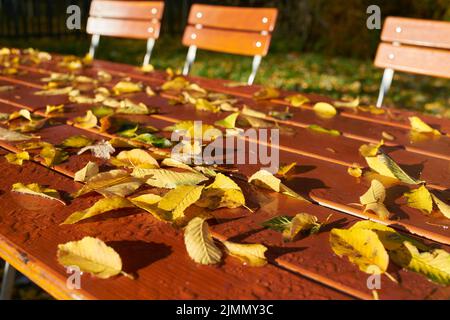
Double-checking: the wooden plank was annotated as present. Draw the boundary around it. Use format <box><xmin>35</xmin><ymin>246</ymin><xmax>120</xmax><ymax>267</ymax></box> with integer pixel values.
<box><xmin>90</xmin><ymin>0</ymin><xmax>164</xmax><ymax>20</ymax></box>
<box><xmin>381</xmin><ymin>17</ymin><xmax>450</xmax><ymax>50</ymax></box>
<box><xmin>86</xmin><ymin>17</ymin><xmax>161</xmax><ymax>39</ymax></box>
<box><xmin>187</xmin><ymin>4</ymin><xmax>277</xmax><ymax>32</ymax></box>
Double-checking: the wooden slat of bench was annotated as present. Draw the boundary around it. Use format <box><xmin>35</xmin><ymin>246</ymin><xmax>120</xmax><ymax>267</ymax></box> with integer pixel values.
<box><xmin>381</xmin><ymin>17</ymin><xmax>450</xmax><ymax>50</ymax></box>
<box><xmin>187</xmin><ymin>4</ymin><xmax>277</xmax><ymax>32</ymax></box>
<box><xmin>375</xmin><ymin>43</ymin><xmax>450</xmax><ymax>78</ymax></box>
<box><xmin>0</xmin><ymin>150</ymin><xmax>351</xmax><ymax>300</ymax></box>
<box><xmin>90</xmin><ymin>0</ymin><xmax>164</xmax><ymax>20</ymax></box>
<box><xmin>86</xmin><ymin>17</ymin><xmax>161</xmax><ymax>39</ymax></box>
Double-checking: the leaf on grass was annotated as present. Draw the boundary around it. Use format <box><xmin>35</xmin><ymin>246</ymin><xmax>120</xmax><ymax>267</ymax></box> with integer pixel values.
<box><xmin>248</xmin><ymin>169</ymin><xmax>281</xmax><ymax>192</ymax></box>
<box><xmin>60</xmin><ymin>135</ymin><xmax>93</xmax><ymax>148</ymax></box>
<box><xmin>253</xmin><ymin>87</ymin><xmax>280</xmax><ymax>100</ymax></box>
<box><xmin>390</xmin><ymin>241</ymin><xmax>450</xmax><ymax>286</ymax></box>
<box><xmin>284</xmin><ymin>94</ymin><xmax>310</xmax><ymax>107</ymax></box>
<box><xmin>73</xmin><ymin>110</ymin><xmax>98</xmax><ymax>129</ymax></box>
<box><xmin>78</xmin><ymin>140</ymin><xmax>115</xmax><ymax>160</ymax></box>
<box><xmin>359</xmin><ymin>179</ymin><xmax>390</xmax><ymax>220</ymax></box>
<box><xmin>112</xmin><ymin>81</ymin><xmax>142</xmax><ymax>95</ymax></box>
<box><xmin>12</xmin><ymin>182</ymin><xmax>65</xmax><ymax>205</ymax></box>
<box><xmin>5</xmin><ymin>151</ymin><xmax>29</xmax><ymax>165</ymax></box>
<box><xmin>158</xmin><ymin>185</ymin><xmax>204</xmax><ymax>220</ymax></box>
<box><xmin>313</xmin><ymin>102</ymin><xmax>337</xmax><ymax>118</ymax></box>
<box><xmin>184</xmin><ymin>217</ymin><xmax>222</xmax><ymax>265</ymax></box>
<box><xmin>330</xmin><ymin>228</ymin><xmax>389</xmax><ymax>274</ymax></box>
<box><xmin>409</xmin><ymin>117</ymin><xmax>441</xmax><ymax>135</ymax></box>
<box><xmin>307</xmin><ymin>124</ymin><xmax>340</xmax><ymax>136</ymax></box>
<box><xmin>404</xmin><ymin>185</ymin><xmax>433</xmax><ymax>214</ymax></box>
<box><xmin>214</xmin><ymin>112</ymin><xmax>240</xmax><ymax>129</ymax></box>
<box><xmin>74</xmin><ymin>161</ymin><xmax>99</xmax><ymax>182</ymax></box>
<box><xmin>45</xmin><ymin>104</ymin><xmax>64</xmax><ymax>115</ymax></box>
<box><xmin>431</xmin><ymin>194</ymin><xmax>450</xmax><ymax>219</ymax></box>
<box><xmin>0</xmin><ymin>127</ymin><xmax>32</xmax><ymax>141</ymax></box>
<box><xmin>62</xmin><ymin>196</ymin><xmax>133</xmax><ymax>224</ymax></box>
<box><xmin>40</xmin><ymin>144</ymin><xmax>69</xmax><ymax>167</ymax></box>
<box><xmin>132</xmin><ymin>168</ymin><xmax>208</xmax><ymax>189</ymax></box>
<box><xmin>111</xmin><ymin>149</ymin><xmax>159</xmax><ymax>169</ymax></box>
<box><xmin>57</xmin><ymin>237</ymin><xmax>124</xmax><ymax>279</ymax></box>
<box><xmin>74</xmin><ymin>169</ymin><xmax>143</xmax><ymax>198</ymax></box>
<box><xmin>222</xmin><ymin>241</ymin><xmax>267</xmax><ymax>267</ymax></box>
<box><xmin>196</xmin><ymin>173</ymin><xmax>245</xmax><ymax>209</ymax></box>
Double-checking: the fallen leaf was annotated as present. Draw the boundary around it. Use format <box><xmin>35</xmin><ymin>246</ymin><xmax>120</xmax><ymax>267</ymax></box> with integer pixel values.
<box><xmin>431</xmin><ymin>194</ymin><xmax>450</xmax><ymax>219</ymax></box>
<box><xmin>214</xmin><ymin>112</ymin><xmax>240</xmax><ymax>129</ymax></box>
<box><xmin>40</xmin><ymin>144</ymin><xmax>69</xmax><ymax>167</ymax></box>
<box><xmin>5</xmin><ymin>151</ymin><xmax>29</xmax><ymax>165</ymax></box>
<box><xmin>116</xmin><ymin>99</ymin><xmax>151</xmax><ymax>115</ymax></box>
<box><xmin>348</xmin><ymin>164</ymin><xmax>362</xmax><ymax>178</ymax></box>
<box><xmin>334</xmin><ymin>97</ymin><xmax>360</xmax><ymax>108</ymax></box>
<box><xmin>57</xmin><ymin>237</ymin><xmax>124</xmax><ymax>279</ymax></box>
<box><xmin>78</xmin><ymin>140</ymin><xmax>115</xmax><ymax>160</ymax></box>
<box><xmin>62</xmin><ymin>196</ymin><xmax>133</xmax><ymax>224</ymax></box>
<box><xmin>111</xmin><ymin>149</ymin><xmax>159</xmax><ymax>169</ymax></box>
<box><xmin>73</xmin><ymin>110</ymin><xmax>98</xmax><ymax>129</ymax></box>
<box><xmin>12</xmin><ymin>182</ymin><xmax>65</xmax><ymax>205</ymax></box>
<box><xmin>196</xmin><ymin>173</ymin><xmax>245</xmax><ymax>209</ymax></box>
<box><xmin>359</xmin><ymin>140</ymin><xmax>384</xmax><ymax>157</ymax></box>
<box><xmin>158</xmin><ymin>185</ymin><xmax>204</xmax><ymax>220</ymax></box>
<box><xmin>132</xmin><ymin>168</ymin><xmax>208</xmax><ymax>189</ymax></box>
<box><xmin>248</xmin><ymin>169</ymin><xmax>281</xmax><ymax>192</ymax></box>
<box><xmin>409</xmin><ymin>116</ymin><xmax>441</xmax><ymax>135</ymax></box>
<box><xmin>74</xmin><ymin>161</ymin><xmax>99</xmax><ymax>182</ymax></box>
<box><xmin>277</xmin><ymin>162</ymin><xmax>297</xmax><ymax>177</ymax></box>
<box><xmin>112</xmin><ymin>81</ymin><xmax>142</xmax><ymax>95</ymax></box>
<box><xmin>307</xmin><ymin>124</ymin><xmax>340</xmax><ymax>136</ymax></box>
<box><xmin>284</xmin><ymin>94</ymin><xmax>310</xmax><ymax>107</ymax></box>
<box><xmin>128</xmin><ymin>193</ymin><xmax>171</xmax><ymax>221</ymax></box>
<box><xmin>34</xmin><ymin>86</ymin><xmax>72</xmax><ymax>96</ymax></box>
<box><xmin>45</xmin><ymin>104</ymin><xmax>64</xmax><ymax>115</ymax></box>
<box><xmin>241</xmin><ymin>105</ymin><xmax>266</xmax><ymax>119</ymax></box>
<box><xmin>222</xmin><ymin>241</ymin><xmax>267</xmax><ymax>267</ymax></box>
<box><xmin>60</xmin><ymin>135</ymin><xmax>94</xmax><ymax>148</ymax></box>
<box><xmin>184</xmin><ymin>217</ymin><xmax>222</xmax><ymax>265</ymax></box>
<box><xmin>253</xmin><ymin>87</ymin><xmax>280</xmax><ymax>100</ymax></box>
<box><xmin>404</xmin><ymin>185</ymin><xmax>433</xmax><ymax>214</ymax></box>
<box><xmin>140</xmin><ymin>64</ymin><xmax>154</xmax><ymax>73</ymax></box>
<box><xmin>382</xmin><ymin>131</ymin><xmax>395</xmax><ymax>141</ymax></box>
<box><xmin>0</xmin><ymin>127</ymin><xmax>32</xmax><ymax>141</ymax></box>
<box><xmin>313</xmin><ymin>102</ymin><xmax>337</xmax><ymax>118</ymax></box>
<box><xmin>360</xmin><ymin>179</ymin><xmax>390</xmax><ymax>220</ymax></box>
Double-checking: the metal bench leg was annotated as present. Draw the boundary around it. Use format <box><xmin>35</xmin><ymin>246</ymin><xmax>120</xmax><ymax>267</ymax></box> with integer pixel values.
<box><xmin>376</xmin><ymin>68</ymin><xmax>394</xmax><ymax>108</ymax></box>
<box><xmin>1</xmin><ymin>262</ymin><xmax>17</xmax><ymax>300</ymax></box>
<box><xmin>248</xmin><ymin>55</ymin><xmax>262</xmax><ymax>85</ymax></box>
<box><xmin>142</xmin><ymin>38</ymin><xmax>156</xmax><ymax>67</ymax></box>
<box><xmin>88</xmin><ymin>34</ymin><xmax>100</xmax><ymax>59</ymax></box>
<box><xmin>182</xmin><ymin>45</ymin><xmax>197</xmax><ymax>76</ymax></box>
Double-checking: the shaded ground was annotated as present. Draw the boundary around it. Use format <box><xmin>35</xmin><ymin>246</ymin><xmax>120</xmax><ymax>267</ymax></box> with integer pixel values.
<box><xmin>1</xmin><ymin>36</ymin><xmax>449</xmax><ymax>118</ymax></box>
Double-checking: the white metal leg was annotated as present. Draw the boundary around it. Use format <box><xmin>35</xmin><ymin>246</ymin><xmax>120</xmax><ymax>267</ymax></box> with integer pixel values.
<box><xmin>0</xmin><ymin>262</ymin><xmax>16</xmax><ymax>300</ymax></box>
<box><xmin>376</xmin><ymin>68</ymin><xmax>394</xmax><ymax>108</ymax></box>
<box><xmin>142</xmin><ymin>38</ymin><xmax>156</xmax><ymax>67</ymax></box>
<box><xmin>248</xmin><ymin>55</ymin><xmax>262</xmax><ymax>85</ymax></box>
<box><xmin>88</xmin><ymin>34</ymin><xmax>100</xmax><ymax>58</ymax></box>
<box><xmin>182</xmin><ymin>45</ymin><xmax>197</xmax><ymax>76</ymax></box>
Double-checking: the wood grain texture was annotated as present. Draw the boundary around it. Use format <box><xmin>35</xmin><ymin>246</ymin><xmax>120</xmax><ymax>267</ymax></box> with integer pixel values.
<box><xmin>381</xmin><ymin>17</ymin><xmax>450</xmax><ymax>50</ymax></box>
<box><xmin>90</xmin><ymin>0</ymin><xmax>164</xmax><ymax>20</ymax></box>
<box><xmin>86</xmin><ymin>17</ymin><xmax>161</xmax><ymax>39</ymax></box>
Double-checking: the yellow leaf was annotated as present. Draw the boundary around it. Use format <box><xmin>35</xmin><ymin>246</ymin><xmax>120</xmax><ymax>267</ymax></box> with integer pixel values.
<box><xmin>34</xmin><ymin>86</ymin><xmax>72</xmax><ymax>96</ymax></box>
<box><xmin>409</xmin><ymin>116</ymin><xmax>441</xmax><ymax>135</ymax></box>
<box><xmin>365</xmin><ymin>153</ymin><xmax>422</xmax><ymax>185</ymax></box>
<box><xmin>0</xmin><ymin>127</ymin><xmax>32</xmax><ymax>141</ymax></box>
<box><xmin>197</xmin><ymin>173</ymin><xmax>245</xmax><ymax>209</ymax></box>
<box><xmin>195</xmin><ymin>99</ymin><xmax>221</xmax><ymax>113</ymax></box>
<box><xmin>161</xmin><ymin>77</ymin><xmax>189</xmax><ymax>91</ymax></box>
<box><xmin>140</xmin><ymin>64</ymin><xmax>154</xmax><ymax>73</ymax></box>
<box><xmin>390</xmin><ymin>241</ymin><xmax>450</xmax><ymax>285</ymax></box>
<box><xmin>62</xmin><ymin>196</ymin><xmax>133</xmax><ymax>224</ymax></box>
<box><xmin>253</xmin><ymin>87</ymin><xmax>280</xmax><ymax>100</ymax></box>
<box><xmin>241</xmin><ymin>105</ymin><xmax>266</xmax><ymax>118</ymax></box>
<box><xmin>57</xmin><ymin>237</ymin><xmax>123</xmax><ymax>279</ymax></box>
<box><xmin>248</xmin><ymin>169</ymin><xmax>281</xmax><ymax>192</ymax></box>
<box><xmin>330</xmin><ymin>228</ymin><xmax>389</xmax><ymax>273</ymax></box>
<box><xmin>45</xmin><ymin>104</ymin><xmax>64</xmax><ymax>115</ymax></box>
<box><xmin>359</xmin><ymin>140</ymin><xmax>384</xmax><ymax>157</ymax></box>
<box><xmin>40</xmin><ymin>144</ymin><xmax>68</xmax><ymax>167</ymax></box>
<box><xmin>214</xmin><ymin>112</ymin><xmax>240</xmax><ymax>129</ymax></box>
<box><xmin>348</xmin><ymin>164</ymin><xmax>362</xmax><ymax>178</ymax></box>
<box><xmin>116</xmin><ymin>99</ymin><xmax>150</xmax><ymax>115</ymax></box>
<box><xmin>307</xmin><ymin>124</ymin><xmax>340</xmax><ymax>136</ymax></box>
<box><xmin>334</xmin><ymin>97</ymin><xmax>360</xmax><ymax>108</ymax></box>
<box><xmin>313</xmin><ymin>102</ymin><xmax>337</xmax><ymax>119</ymax></box>
<box><xmin>111</xmin><ymin>149</ymin><xmax>159</xmax><ymax>169</ymax></box>
<box><xmin>132</xmin><ymin>168</ymin><xmax>208</xmax><ymax>189</ymax></box>
<box><xmin>283</xmin><ymin>213</ymin><xmax>319</xmax><ymax>241</ymax></box>
<box><xmin>74</xmin><ymin>161</ymin><xmax>99</xmax><ymax>182</ymax></box>
<box><xmin>128</xmin><ymin>193</ymin><xmax>172</xmax><ymax>222</ymax></box>
<box><xmin>382</xmin><ymin>131</ymin><xmax>395</xmax><ymax>141</ymax></box>
<box><xmin>431</xmin><ymin>194</ymin><xmax>450</xmax><ymax>219</ymax></box>
<box><xmin>404</xmin><ymin>185</ymin><xmax>433</xmax><ymax>214</ymax></box>
<box><xmin>12</xmin><ymin>182</ymin><xmax>65</xmax><ymax>205</ymax></box>
<box><xmin>60</xmin><ymin>135</ymin><xmax>93</xmax><ymax>148</ymax></box>
<box><xmin>158</xmin><ymin>185</ymin><xmax>205</xmax><ymax>220</ymax></box>
<box><xmin>112</xmin><ymin>81</ymin><xmax>142</xmax><ymax>95</ymax></box>
<box><xmin>360</xmin><ymin>179</ymin><xmax>390</xmax><ymax>220</ymax></box>
<box><xmin>5</xmin><ymin>151</ymin><xmax>29</xmax><ymax>165</ymax></box>
<box><xmin>280</xmin><ymin>183</ymin><xmax>310</xmax><ymax>202</ymax></box>
<box><xmin>74</xmin><ymin>169</ymin><xmax>143</xmax><ymax>198</ymax></box>
<box><xmin>222</xmin><ymin>241</ymin><xmax>267</xmax><ymax>267</ymax></box>
<box><xmin>73</xmin><ymin>110</ymin><xmax>98</xmax><ymax>129</ymax></box>
<box><xmin>184</xmin><ymin>217</ymin><xmax>222</xmax><ymax>265</ymax></box>
<box><xmin>284</xmin><ymin>94</ymin><xmax>310</xmax><ymax>107</ymax></box>
<box><xmin>161</xmin><ymin>158</ymin><xmax>196</xmax><ymax>171</ymax></box>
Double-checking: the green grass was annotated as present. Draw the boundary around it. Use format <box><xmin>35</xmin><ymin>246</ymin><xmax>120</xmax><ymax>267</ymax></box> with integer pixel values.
<box><xmin>2</xmin><ymin>35</ymin><xmax>450</xmax><ymax>117</ymax></box>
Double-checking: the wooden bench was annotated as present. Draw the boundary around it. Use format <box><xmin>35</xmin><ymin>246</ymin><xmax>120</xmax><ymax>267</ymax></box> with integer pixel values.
<box><xmin>86</xmin><ymin>0</ymin><xmax>165</xmax><ymax>66</ymax></box>
<box><xmin>374</xmin><ymin>17</ymin><xmax>450</xmax><ymax>107</ymax></box>
<box><xmin>181</xmin><ymin>4</ymin><xmax>278</xmax><ymax>85</ymax></box>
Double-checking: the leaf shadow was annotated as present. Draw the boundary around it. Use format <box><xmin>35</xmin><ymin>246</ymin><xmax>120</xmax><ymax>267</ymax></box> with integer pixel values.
<box><xmin>107</xmin><ymin>240</ymin><xmax>172</xmax><ymax>276</ymax></box>
<box><xmin>385</xmin><ymin>185</ymin><xmax>410</xmax><ymax>220</ymax></box>
<box><xmin>283</xmin><ymin>177</ymin><xmax>328</xmax><ymax>195</ymax></box>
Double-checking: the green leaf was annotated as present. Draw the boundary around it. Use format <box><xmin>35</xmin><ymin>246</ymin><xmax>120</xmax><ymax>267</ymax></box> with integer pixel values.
<box><xmin>62</xmin><ymin>196</ymin><xmax>133</xmax><ymax>225</ymax></box>
<box><xmin>261</xmin><ymin>216</ymin><xmax>293</xmax><ymax>232</ymax></box>
<box><xmin>184</xmin><ymin>217</ymin><xmax>222</xmax><ymax>265</ymax></box>
<box><xmin>390</xmin><ymin>242</ymin><xmax>450</xmax><ymax>285</ymax></box>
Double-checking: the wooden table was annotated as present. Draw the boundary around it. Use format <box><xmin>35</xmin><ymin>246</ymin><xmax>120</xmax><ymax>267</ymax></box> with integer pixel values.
<box><xmin>0</xmin><ymin>52</ymin><xmax>449</xmax><ymax>300</ymax></box>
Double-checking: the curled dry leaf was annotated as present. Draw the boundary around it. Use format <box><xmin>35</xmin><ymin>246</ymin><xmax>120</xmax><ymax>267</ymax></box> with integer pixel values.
<box><xmin>360</xmin><ymin>179</ymin><xmax>390</xmax><ymax>220</ymax></box>
<box><xmin>184</xmin><ymin>217</ymin><xmax>222</xmax><ymax>265</ymax></box>
<box><xmin>61</xmin><ymin>196</ymin><xmax>133</xmax><ymax>224</ymax></box>
<box><xmin>348</xmin><ymin>164</ymin><xmax>362</xmax><ymax>178</ymax></box>
<box><xmin>359</xmin><ymin>140</ymin><xmax>384</xmax><ymax>157</ymax></box>
<box><xmin>45</xmin><ymin>104</ymin><xmax>64</xmax><ymax>115</ymax></box>
<box><xmin>196</xmin><ymin>173</ymin><xmax>245</xmax><ymax>209</ymax></box>
<box><xmin>74</xmin><ymin>161</ymin><xmax>99</xmax><ymax>182</ymax></box>
<box><xmin>409</xmin><ymin>116</ymin><xmax>441</xmax><ymax>135</ymax></box>
<box><xmin>78</xmin><ymin>140</ymin><xmax>115</xmax><ymax>160</ymax></box>
<box><xmin>0</xmin><ymin>127</ymin><xmax>33</xmax><ymax>141</ymax></box>
<box><xmin>248</xmin><ymin>169</ymin><xmax>281</xmax><ymax>192</ymax></box>
<box><xmin>431</xmin><ymin>194</ymin><xmax>450</xmax><ymax>219</ymax></box>
<box><xmin>12</xmin><ymin>182</ymin><xmax>65</xmax><ymax>205</ymax></box>
<box><xmin>112</xmin><ymin>80</ymin><xmax>143</xmax><ymax>95</ymax></box>
<box><xmin>222</xmin><ymin>241</ymin><xmax>267</xmax><ymax>267</ymax></box>
<box><xmin>40</xmin><ymin>144</ymin><xmax>69</xmax><ymax>167</ymax></box>
<box><xmin>334</xmin><ymin>97</ymin><xmax>360</xmax><ymax>108</ymax></box>
<box><xmin>73</xmin><ymin>110</ymin><xmax>98</xmax><ymax>129</ymax></box>
<box><xmin>214</xmin><ymin>112</ymin><xmax>240</xmax><ymax>129</ymax></box>
<box><xmin>57</xmin><ymin>237</ymin><xmax>124</xmax><ymax>279</ymax></box>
